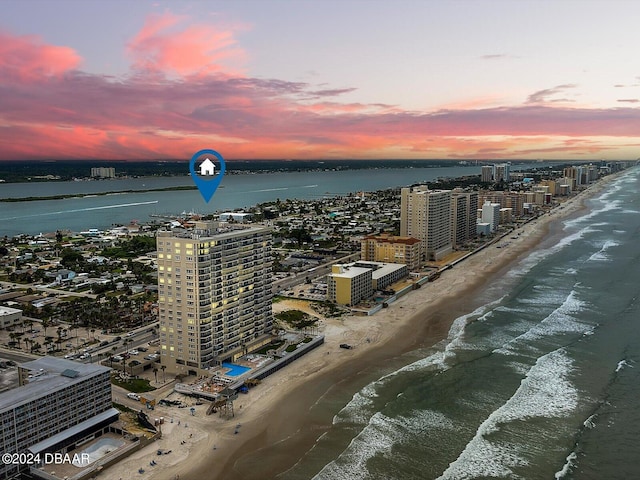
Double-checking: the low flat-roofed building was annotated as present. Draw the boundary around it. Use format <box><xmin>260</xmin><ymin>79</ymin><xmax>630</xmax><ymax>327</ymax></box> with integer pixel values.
<box><xmin>354</xmin><ymin>261</ymin><xmax>409</xmax><ymax>291</ymax></box>
<box><xmin>0</xmin><ymin>306</ymin><xmax>22</xmax><ymax>329</ymax></box>
<box><xmin>218</xmin><ymin>212</ymin><xmax>253</xmax><ymax>223</ymax></box>
<box><xmin>328</xmin><ymin>261</ymin><xmax>409</xmax><ymax>306</ymax></box>
<box><xmin>0</xmin><ymin>357</ymin><xmax>118</xmax><ymax>479</ymax></box>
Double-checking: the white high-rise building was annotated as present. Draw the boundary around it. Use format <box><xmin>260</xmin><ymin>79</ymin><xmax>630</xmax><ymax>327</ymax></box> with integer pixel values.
<box><xmin>493</xmin><ymin>163</ymin><xmax>510</xmax><ymax>183</ymax></box>
<box><xmin>157</xmin><ymin>222</ymin><xmax>273</xmax><ymax>376</ymax></box>
<box><xmin>90</xmin><ymin>167</ymin><xmax>115</xmax><ymax>178</ymax></box>
<box><xmin>400</xmin><ymin>186</ymin><xmax>452</xmax><ymax>261</ymax></box>
<box><xmin>481</xmin><ymin>201</ymin><xmax>501</xmax><ymax>232</ymax></box>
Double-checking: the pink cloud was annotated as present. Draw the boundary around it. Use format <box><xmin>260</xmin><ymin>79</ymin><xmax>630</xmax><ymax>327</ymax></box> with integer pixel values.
<box><xmin>1</xmin><ymin>23</ymin><xmax>640</xmax><ymax>161</ymax></box>
<box><xmin>0</xmin><ymin>31</ymin><xmax>81</xmax><ymax>82</ymax></box>
<box><xmin>126</xmin><ymin>12</ymin><xmax>247</xmax><ymax>77</ymax></box>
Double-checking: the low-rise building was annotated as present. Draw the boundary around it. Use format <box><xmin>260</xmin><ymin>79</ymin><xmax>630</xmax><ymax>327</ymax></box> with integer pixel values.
<box><xmin>327</xmin><ymin>264</ymin><xmax>372</xmax><ymax>306</ymax></box>
<box><xmin>0</xmin><ymin>357</ymin><xmax>118</xmax><ymax>479</ymax></box>
<box><xmin>0</xmin><ymin>306</ymin><xmax>22</xmax><ymax>329</ymax></box>
<box><xmin>327</xmin><ymin>261</ymin><xmax>408</xmax><ymax>306</ymax></box>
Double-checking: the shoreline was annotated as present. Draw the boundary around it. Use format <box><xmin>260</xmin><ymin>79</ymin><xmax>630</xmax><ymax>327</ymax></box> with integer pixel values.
<box><xmin>99</xmin><ymin>174</ymin><xmax>619</xmax><ymax>480</ymax></box>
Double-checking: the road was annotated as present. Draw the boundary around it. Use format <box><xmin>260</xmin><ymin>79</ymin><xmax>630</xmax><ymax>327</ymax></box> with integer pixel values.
<box><xmin>0</xmin><ymin>347</ymin><xmax>38</xmax><ymax>363</ymax></box>
<box><xmin>0</xmin><ymin>281</ymin><xmax>97</xmax><ymax>299</ymax></box>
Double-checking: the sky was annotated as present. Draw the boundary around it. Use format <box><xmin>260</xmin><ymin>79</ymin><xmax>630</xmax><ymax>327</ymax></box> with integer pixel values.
<box><xmin>1</xmin><ymin>0</ymin><xmax>640</xmax><ymax>161</ymax></box>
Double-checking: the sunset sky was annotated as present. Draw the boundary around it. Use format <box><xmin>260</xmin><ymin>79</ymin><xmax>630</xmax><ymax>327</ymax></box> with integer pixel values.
<box><xmin>2</xmin><ymin>0</ymin><xmax>640</xmax><ymax>161</ymax></box>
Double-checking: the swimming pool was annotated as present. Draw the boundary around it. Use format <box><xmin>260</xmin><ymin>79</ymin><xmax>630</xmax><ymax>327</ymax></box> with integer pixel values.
<box><xmin>72</xmin><ymin>437</ymin><xmax>124</xmax><ymax>466</ymax></box>
<box><xmin>221</xmin><ymin>362</ymin><xmax>251</xmax><ymax>377</ymax></box>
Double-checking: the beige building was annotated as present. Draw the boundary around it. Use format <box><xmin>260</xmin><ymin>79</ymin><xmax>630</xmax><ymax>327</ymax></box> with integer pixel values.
<box><xmin>327</xmin><ymin>264</ymin><xmax>373</xmax><ymax>306</ymax></box>
<box><xmin>361</xmin><ymin>234</ymin><xmax>421</xmax><ymax>270</ymax></box>
<box><xmin>157</xmin><ymin>222</ymin><xmax>273</xmax><ymax>376</ymax></box>
<box><xmin>451</xmin><ymin>190</ymin><xmax>478</xmax><ymax>247</ymax></box>
<box><xmin>479</xmin><ymin>191</ymin><xmax>525</xmax><ymax>217</ymax></box>
<box><xmin>327</xmin><ymin>261</ymin><xmax>408</xmax><ymax>306</ymax></box>
<box><xmin>400</xmin><ymin>186</ymin><xmax>452</xmax><ymax>261</ymax></box>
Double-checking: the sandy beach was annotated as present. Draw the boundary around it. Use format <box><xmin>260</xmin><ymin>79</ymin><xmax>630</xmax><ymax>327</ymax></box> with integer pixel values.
<box><xmin>99</xmin><ymin>176</ymin><xmax>616</xmax><ymax>480</ymax></box>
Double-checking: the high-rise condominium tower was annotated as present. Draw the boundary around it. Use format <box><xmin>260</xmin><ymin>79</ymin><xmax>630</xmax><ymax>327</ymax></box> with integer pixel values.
<box><xmin>156</xmin><ymin>222</ymin><xmax>273</xmax><ymax>376</ymax></box>
<box><xmin>400</xmin><ymin>186</ymin><xmax>452</xmax><ymax>262</ymax></box>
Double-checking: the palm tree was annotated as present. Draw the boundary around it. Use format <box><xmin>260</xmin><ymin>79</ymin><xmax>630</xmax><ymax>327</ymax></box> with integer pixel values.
<box><xmin>153</xmin><ymin>367</ymin><xmax>158</xmax><ymax>383</ymax></box>
<box><xmin>41</xmin><ymin>318</ymin><xmax>50</xmax><ymax>337</ymax></box>
<box><xmin>90</xmin><ymin>328</ymin><xmax>96</xmax><ymax>341</ymax></box>
<box><xmin>161</xmin><ymin>365</ymin><xmax>166</xmax><ymax>383</ymax></box>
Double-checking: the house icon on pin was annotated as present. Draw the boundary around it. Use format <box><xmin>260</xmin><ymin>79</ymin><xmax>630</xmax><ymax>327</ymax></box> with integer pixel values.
<box><xmin>199</xmin><ymin>158</ymin><xmax>216</xmax><ymax>176</ymax></box>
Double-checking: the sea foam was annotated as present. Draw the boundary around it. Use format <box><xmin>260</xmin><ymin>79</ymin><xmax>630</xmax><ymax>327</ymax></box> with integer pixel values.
<box><xmin>436</xmin><ymin>349</ymin><xmax>578</xmax><ymax>480</ymax></box>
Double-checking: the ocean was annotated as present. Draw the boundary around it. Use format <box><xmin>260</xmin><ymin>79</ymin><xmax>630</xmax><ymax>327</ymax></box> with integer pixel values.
<box><xmin>0</xmin><ymin>163</ymin><xmax>547</xmax><ymax>237</ymax></box>
<box><xmin>271</xmin><ymin>166</ymin><xmax>640</xmax><ymax>479</ymax></box>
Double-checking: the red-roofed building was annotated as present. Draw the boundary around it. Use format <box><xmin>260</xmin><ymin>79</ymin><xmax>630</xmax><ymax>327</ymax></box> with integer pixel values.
<box><xmin>361</xmin><ymin>233</ymin><xmax>421</xmax><ymax>271</ymax></box>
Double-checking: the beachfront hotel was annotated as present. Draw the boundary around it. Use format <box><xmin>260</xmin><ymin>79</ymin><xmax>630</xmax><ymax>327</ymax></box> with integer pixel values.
<box><xmin>328</xmin><ymin>261</ymin><xmax>408</xmax><ymax>306</ymax></box>
<box><xmin>400</xmin><ymin>186</ymin><xmax>453</xmax><ymax>262</ymax></box>
<box><xmin>361</xmin><ymin>233</ymin><xmax>421</xmax><ymax>271</ymax></box>
<box><xmin>156</xmin><ymin>221</ymin><xmax>273</xmax><ymax>376</ymax></box>
<box><xmin>0</xmin><ymin>357</ymin><xmax>118</xmax><ymax>480</ymax></box>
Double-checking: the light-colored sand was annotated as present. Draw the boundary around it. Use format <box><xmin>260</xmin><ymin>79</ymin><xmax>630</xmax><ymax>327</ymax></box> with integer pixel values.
<box><xmin>100</xmin><ymin>178</ymin><xmax>614</xmax><ymax>480</ymax></box>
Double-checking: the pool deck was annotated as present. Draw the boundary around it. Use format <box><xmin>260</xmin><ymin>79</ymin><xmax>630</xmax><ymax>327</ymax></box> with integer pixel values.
<box><xmin>32</xmin><ymin>432</ymin><xmax>134</xmax><ymax>480</ymax></box>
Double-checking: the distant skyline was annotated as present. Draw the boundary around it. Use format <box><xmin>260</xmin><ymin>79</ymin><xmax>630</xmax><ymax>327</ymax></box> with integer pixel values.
<box><xmin>1</xmin><ymin>0</ymin><xmax>640</xmax><ymax>161</ymax></box>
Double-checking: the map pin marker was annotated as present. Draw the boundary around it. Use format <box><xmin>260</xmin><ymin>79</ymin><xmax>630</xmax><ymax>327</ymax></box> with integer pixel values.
<box><xmin>189</xmin><ymin>149</ymin><xmax>226</xmax><ymax>203</ymax></box>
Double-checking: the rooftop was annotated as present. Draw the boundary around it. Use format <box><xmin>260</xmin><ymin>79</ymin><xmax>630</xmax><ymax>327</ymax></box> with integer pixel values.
<box><xmin>330</xmin><ymin>265</ymin><xmax>372</xmax><ymax>279</ymax></box>
<box><xmin>0</xmin><ymin>357</ymin><xmax>110</xmax><ymax>414</ymax></box>
<box><xmin>0</xmin><ymin>306</ymin><xmax>22</xmax><ymax>315</ymax></box>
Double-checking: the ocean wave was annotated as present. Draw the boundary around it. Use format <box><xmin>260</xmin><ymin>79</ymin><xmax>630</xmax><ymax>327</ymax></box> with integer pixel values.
<box><xmin>436</xmin><ymin>349</ymin><xmax>578</xmax><ymax>480</ymax></box>
<box><xmin>563</xmin><ymin>200</ymin><xmax>622</xmax><ymax>229</ymax></box>
<box><xmin>554</xmin><ymin>451</ymin><xmax>578</xmax><ymax>479</ymax></box>
<box><xmin>508</xmin><ymin>225</ymin><xmax>596</xmax><ymax>277</ymax></box>
<box><xmin>588</xmin><ymin>239</ymin><xmax>620</xmax><ymax>262</ymax></box>
<box><xmin>615</xmin><ymin>359</ymin><xmax>633</xmax><ymax>372</ymax></box>
<box><xmin>333</xmin><ymin>299</ymin><xmax>505</xmax><ymax>426</ymax></box>
<box><xmin>495</xmin><ymin>287</ymin><xmax>588</xmax><ymax>356</ymax></box>
<box><xmin>583</xmin><ymin>413</ymin><xmax>597</xmax><ymax>429</ymax></box>
<box><xmin>317</xmin><ymin>409</ymin><xmax>456</xmax><ymax>480</ymax></box>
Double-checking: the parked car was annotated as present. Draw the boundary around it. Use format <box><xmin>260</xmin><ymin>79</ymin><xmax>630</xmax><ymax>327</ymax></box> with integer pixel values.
<box><xmin>137</xmin><ymin>347</ymin><xmax>148</xmax><ymax>352</ymax></box>
<box><xmin>112</xmin><ymin>355</ymin><xmax>124</xmax><ymax>362</ymax></box>
<box><xmin>130</xmin><ymin>349</ymin><xmax>139</xmax><ymax>355</ymax></box>
<box><xmin>127</xmin><ymin>392</ymin><xmax>140</xmax><ymax>401</ymax></box>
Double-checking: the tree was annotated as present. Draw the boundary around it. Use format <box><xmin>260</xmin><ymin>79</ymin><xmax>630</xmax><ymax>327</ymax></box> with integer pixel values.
<box><xmin>153</xmin><ymin>367</ymin><xmax>158</xmax><ymax>383</ymax></box>
<box><xmin>41</xmin><ymin>318</ymin><xmax>50</xmax><ymax>337</ymax></box>
<box><xmin>56</xmin><ymin>327</ymin><xmax>64</xmax><ymax>350</ymax></box>
<box><xmin>161</xmin><ymin>365</ymin><xmax>166</xmax><ymax>383</ymax></box>
<box><xmin>60</xmin><ymin>248</ymin><xmax>84</xmax><ymax>268</ymax></box>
